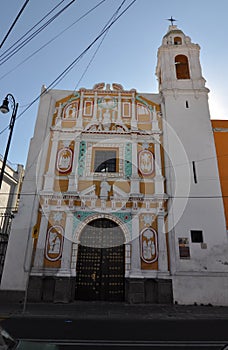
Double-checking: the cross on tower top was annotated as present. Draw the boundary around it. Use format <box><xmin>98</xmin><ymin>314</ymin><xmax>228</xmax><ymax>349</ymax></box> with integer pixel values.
<box><xmin>166</xmin><ymin>16</ymin><xmax>177</xmax><ymax>26</ymax></box>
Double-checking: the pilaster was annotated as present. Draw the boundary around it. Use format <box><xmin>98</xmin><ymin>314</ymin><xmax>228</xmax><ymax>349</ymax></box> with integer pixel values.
<box><xmin>129</xmin><ymin>214</ymin><xmax>142</xmax><ymax>277</ymax></box>
<box><xmin>131</xmin><ymin>92</ymin><xmax>137</xmax><ymax>129</ymax></box>
<box><xmin>76</xmin><ymin>90</ymin><xmax>84</xmax><ymax>129</ymax></box>
<box><xmin>130</xmin><ymin>137</ymin><xmax>140</xmax><ymax>195</ymax></box>
<box><xmin>43</xmin><ymin>132</ymin><xmax>59</xmax><ymax>191</ymax></box>
<box><xmin>32</xmin><ymin>211</ymin><xmax>49</xmax><ymax>272</ymax></box>
<box><xmin>154</xmin><ymin>134</ymin><xmax>164</xmax><ymax>194</ymax></box>
<box><xmin>157</xmin><ymin>211</ymin><xmax>169</xmax><ymax>275</ymax></box>
<box><xmin>57</xmin><ymin>213</ymin><xmax>73</xmax><ymax>276</ymax></box>
<box><xmin>68</xmin><ymin>137</ymin><xmax>80</xmax><ymax>192</ymax></box>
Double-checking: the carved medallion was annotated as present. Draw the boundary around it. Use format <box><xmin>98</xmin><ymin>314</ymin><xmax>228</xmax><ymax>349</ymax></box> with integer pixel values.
<box><xmin>138</xmin><ymin>150</ymin><xmax>154</xmax><ymax>176</ymax></box>
<box><xmin>45</xmin><ymin>225</ymin><xmax>63</xmax><ymax>262</ymax></box>
<box><xmin>140</xmin><ymin>228</ymin><xmax>158</xmax><ymax>263</ymax></box>
<box><xmin>56</xmin><ymin>147</ymin><xmax>73</xmax><ymax>173</ymax></box>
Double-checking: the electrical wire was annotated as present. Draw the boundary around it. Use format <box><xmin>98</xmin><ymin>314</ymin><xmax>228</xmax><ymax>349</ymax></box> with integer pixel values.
<box><xmin>0</xmin><ymin>0</ymin><xmax>30</xmax><ymax>49</ymax></box>
<box><xmin>3</xmin><ymin>0</ymin><xmax>227</xmax><ymax>180</ymax></box>
<box><xmin>44</xmin><ymin>0</ymin><xmax>137</xmax><ymax>90</ymax></box>
<box><xmin>0</xmin><ymin>0</ymin><xmax>65</xmax><ymax>57</ymax></box>
<box><xmin>0</xmin><ymin>0</ymin><xmax>107</xmax><ymax>82</ymax></box>
<box><xmin>73</xmin><ymin>0</ymin><xmax>127</xmax><ymax>91</ymax></box>
<box><xmin>0</xmin><ymin>0</ymin><xmax>76</xmax><ymax>66</ymax></box>
<box><xmin>0</xmin><ymin>0</ymin><xmax>137</xmax><ymax>139</ymax></box>
<box><xmin>0</xmin><ymin>0</ymin><xmax>136</xmax><ymax>176</ymax></box>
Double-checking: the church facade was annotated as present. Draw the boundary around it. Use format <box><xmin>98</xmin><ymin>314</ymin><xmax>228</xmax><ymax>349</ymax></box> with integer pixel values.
<box><xmin>1</xmin><ymin>25</ymin><xmax>228</xmax><ymax>305</ymax></box>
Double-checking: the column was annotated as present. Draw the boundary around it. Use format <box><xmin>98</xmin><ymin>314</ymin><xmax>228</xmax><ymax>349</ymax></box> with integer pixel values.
<box><xmin>76</xmin><ymin>90</ymin><xmax>84</xmax><ymax>129</ymax></box>
<box><xmin>129</xmin><ymin>214</ymin><xmax>142</xmax><ymax>277</ymax></box>
<box><xmin>130</xmin><ymin>137</ymin><xmax>140</xmax><ymax>194</ymax></box>
<box><xmin>57</xmin><ymin>212</ymin><xmax>73</xmax><ymax>276</ymax></box>
<box><xmin>154</xmin><ymin>135</ymin><xmax>164</xmax><ymax>194</ymax></box>
<box><xmin>68</xmin><ymin>137</ymin><xmax>80</xmax><ymax>192</ymax></box>
<box><xmin>43</xmin><ymin>132</ymin><xmax>59</xmax><ymax>191</ymax></box>
<box><xmin>32</xmin><ymin>212</ymin><xmax>49</xmax><ymax>272</ymax></box>
<box><xmin>157</xmin><ymin>212</ymin><xmax>169</xmax><ymax>274</ymax></box>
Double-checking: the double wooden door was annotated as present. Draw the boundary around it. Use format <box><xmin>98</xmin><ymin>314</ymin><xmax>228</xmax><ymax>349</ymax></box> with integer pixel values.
<box><xmin>75</xmin><ymin>219</ymin><xmax>125</xmax><ymax>301</ymax></box>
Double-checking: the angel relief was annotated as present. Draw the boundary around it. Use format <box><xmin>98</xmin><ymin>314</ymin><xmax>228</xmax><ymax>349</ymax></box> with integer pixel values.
<box><xmin>45</xmin><ymin>225</ymin><xmax>63</xmax><ymax>262</ymax></box>
<box><xmin>138</xmin><ymin>150</ymin><xmax>154</xmax><ymax>176</ymax></box>
<box><xmin>140</xmin><ymin>228</ymin><xmax>158</xmax><ymax>263</ymax></box>
<box><xmin>56</xmin><ymin>147</ymin><xmax>73</xmax><ymax>173</ymax></box>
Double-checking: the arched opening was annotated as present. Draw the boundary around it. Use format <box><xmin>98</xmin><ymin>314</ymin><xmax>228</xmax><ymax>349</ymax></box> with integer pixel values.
<box><xmin>175</xmin><ymin>55</ymin><xmax>190</xmax><ymax>79</ymax></box>
<box><xmin>174</xmin><ymin>36</ymin><xmax>182</xmax><ymax>45</ymax></box>
<box><xmin>75</xmin><ymin>218</ymin><xmax>125</xmax><ymax>301</ymax></box>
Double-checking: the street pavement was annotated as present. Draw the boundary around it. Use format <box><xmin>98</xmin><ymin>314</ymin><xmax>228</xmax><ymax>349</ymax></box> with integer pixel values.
<box><xmin>0</xmin><ymin>302</ymin><xmax>228</xmax><ymax>349</ymax></box>
<box><xmin>0</xmin><ymin>300</ymin><xmax>228</xmax><ymax>320</ymax></box>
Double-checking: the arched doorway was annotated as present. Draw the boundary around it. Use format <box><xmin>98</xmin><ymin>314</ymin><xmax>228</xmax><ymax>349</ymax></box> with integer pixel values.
<box><xmin>75</xmin><ymin>218</ymin><xmax>125</xmax><ymax>301</ymax></box>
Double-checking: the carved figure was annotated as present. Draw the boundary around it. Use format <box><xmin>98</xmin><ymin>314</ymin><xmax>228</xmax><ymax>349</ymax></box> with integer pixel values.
<box><xmin>100</xmin><ymin>180</ymin><xmax>111</xmax><ymax>200</ymax></box>
<box><xmin>48</xmin><ymin>231</ymin><xmax>61</xmax><ymax>254</ymax></box>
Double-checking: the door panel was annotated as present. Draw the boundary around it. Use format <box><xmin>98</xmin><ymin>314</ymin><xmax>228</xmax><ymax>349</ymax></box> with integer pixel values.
<box><xmin>75</xmin><ymin>219</ymin><xmax>125</xmax><ymax>301</ymax></box>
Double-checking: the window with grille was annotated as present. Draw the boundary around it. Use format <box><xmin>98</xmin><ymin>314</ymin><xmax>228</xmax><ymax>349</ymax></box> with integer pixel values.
<box><xmin>94</xmin><ymin>150</ymin><xmax>117</xmax><ymax>173</ymax></box>
<box><xmin>191</xmin><ymin>230</ymin><xmax>203</xmax><ymax>243</ymax></box>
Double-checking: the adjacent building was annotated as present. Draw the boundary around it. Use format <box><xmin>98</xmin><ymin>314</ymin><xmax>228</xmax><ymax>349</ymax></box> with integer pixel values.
<box><xmin>0</xmin><ymin>158</ymin><xmax>24</xmax><ymax>279</ymax></box>
<box><xmin>1</xmin><ymin>25</ymin><xmax>228</xmax><ymax>305</ymax></box>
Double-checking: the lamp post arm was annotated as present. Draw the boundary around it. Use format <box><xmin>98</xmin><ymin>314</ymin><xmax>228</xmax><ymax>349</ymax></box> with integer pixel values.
<box><xmin>0</xmin><ymin>102</ymin><xmax>18</xmax><ymax>189</ymax></box>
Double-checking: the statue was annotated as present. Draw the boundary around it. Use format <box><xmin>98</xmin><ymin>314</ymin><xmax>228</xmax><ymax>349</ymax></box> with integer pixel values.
<box><xmin>100</xmin><ymin>180</ymin><xmax>111</xmax><ymax>200</ymax></box>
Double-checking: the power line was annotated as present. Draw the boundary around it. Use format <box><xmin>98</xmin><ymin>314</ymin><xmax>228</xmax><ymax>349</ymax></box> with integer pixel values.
<box><xmin>0</xmin><ymin>0</ymin><xmax>76</xmax><ymax>66</ymax></box>
<box><xmin>0</xmin><ymin>0</ymin><xmax>136</xmax><ymax>171</ymax></box>
<box><xmin>0</xmin><ymin>0</ymin><xmax>107</xmax><ymax>83</ymax></box>
<box><xmin>0</xmin><ymin>0</ymin><xmax>137</xmax><ymax>138</ymax></box>
<box><xmin>0</xmin><ymin>0</ymin><xmax>30</xmax><ymax>49</ymax></box>
<box><xmin>0</xmin><ymin>0</ymin><xmax>65</xmax><ymax>58</ymax></box>
<box><xmin>74</xmin><ymin>0</ymin><xmax>127</xmax><ymax>91</ymax></box>
<box><xmin>44</xmin><ymin>0</ymin><xmax>137</xmax><ymax>90</ymax></box>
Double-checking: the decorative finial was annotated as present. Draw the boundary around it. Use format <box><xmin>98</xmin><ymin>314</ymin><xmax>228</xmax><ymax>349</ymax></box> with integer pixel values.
<box><xmin>166</xmin><ymin>16</ymin><xmax>177</xmax><ymax>26</ymax></box>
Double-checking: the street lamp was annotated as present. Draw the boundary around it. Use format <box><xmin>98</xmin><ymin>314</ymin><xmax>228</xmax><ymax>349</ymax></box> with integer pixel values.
<box><xmin>0</xmin><ymin>94</ymin><xmax>18</xmax><ymax>189</ymax></box>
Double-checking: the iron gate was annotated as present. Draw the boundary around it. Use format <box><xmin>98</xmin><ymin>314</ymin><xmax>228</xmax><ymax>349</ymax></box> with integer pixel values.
<box><xmin>75</xmin><ymin>218</ymin><xmax>125</xmax><ymax>301</ymax></box>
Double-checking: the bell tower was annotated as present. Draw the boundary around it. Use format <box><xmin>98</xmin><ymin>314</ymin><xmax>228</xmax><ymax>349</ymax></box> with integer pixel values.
<box><xmin>156</xmin><ymin>25</ymin><xmax>228</xmax><ymax>305</ymax></box>
<box><xmin>156</xmin><ymin>25</ymin><xmax>207</xmax><ymax>92</ymax></box>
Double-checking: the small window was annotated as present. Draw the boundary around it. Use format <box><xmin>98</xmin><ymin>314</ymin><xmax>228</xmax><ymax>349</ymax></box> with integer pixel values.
<box><xmin>94</xmin><ymin>150</ymin><xmax>117</xmax><ymax>173</ymax></box>
<box><xmin>191</xmin><ymin>230</ymin><xmax>203</xmax><ymax>243</ymax></box>
<box><xmin>175</xmin><ymin>55</ymin><xmax>190</xmax><ymax>79</ymax></box>
<box><xmin>174</xmin><ymin>36</ymin><xmax>182</xmax><ymax>45</ymax></box>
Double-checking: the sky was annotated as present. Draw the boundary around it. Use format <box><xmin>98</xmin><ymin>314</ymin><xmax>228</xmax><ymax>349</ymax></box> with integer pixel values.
<box><xmin>0</xmin><ymin>0</ymin><xmax>228</xmax><ymax>167</ymax></box>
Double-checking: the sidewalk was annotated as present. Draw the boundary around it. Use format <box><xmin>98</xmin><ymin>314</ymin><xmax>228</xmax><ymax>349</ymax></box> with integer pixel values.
<box><xmin>1</xmin><ymin>301</ymin><xmax>228</xmax><ymax>320</ymax></box>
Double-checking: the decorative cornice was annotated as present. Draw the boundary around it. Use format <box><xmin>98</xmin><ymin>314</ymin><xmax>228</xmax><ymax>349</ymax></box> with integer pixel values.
<box><xmin>213</xmin><ymin>128</ymin><xmax>228</xmax><ymax>132</ymax></box>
